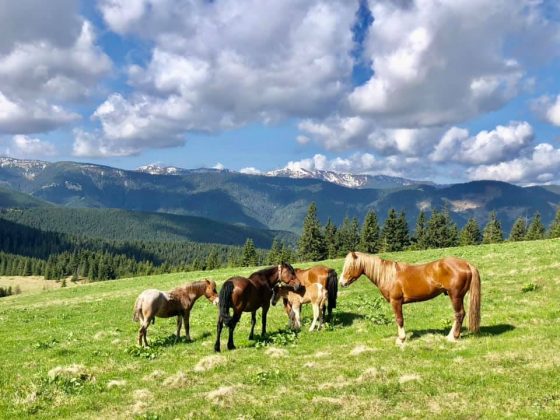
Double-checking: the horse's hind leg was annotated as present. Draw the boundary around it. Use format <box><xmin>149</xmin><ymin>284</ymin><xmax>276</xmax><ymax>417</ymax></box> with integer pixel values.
<box><xmin>447</xmin><ymin>295</ymin><xmax>466</xmax><ymax>342</ymax></box>
<box><xmin>391</xmin><ymin>298</ymin><xmax>406</xmax><ymax>346</ymax></box>
<box><xmin>141</xmin><ymin>318</ymin><xmax>150</xmax><ymax>347</ymax></box>
<box><xmin>227</xmin><ymin>313</ymin><xmax>241</xmax><ymax>351</ymax></box>
<box><xmin>310</xmin><ymin>303</ymin><xmax>319</xmax><ymax>332</ymax></box>
<box><xmin>249</xmin><ymin>311</ymin><xmax>256</xmax><ymax>340</ymax></box>
<box><xmin>214</xmin><ymin>317</ymin><xmax>224</xmax><ymax>352</ymax></box>
<box><xmin>184</xmin><ymin>311</ymin><xmax>191</xmax><ymax>342</ymax></box>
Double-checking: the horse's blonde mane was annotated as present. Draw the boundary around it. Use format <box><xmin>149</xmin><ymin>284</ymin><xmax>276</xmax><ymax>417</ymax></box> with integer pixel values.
<box><xmin>355</xmin><ymin>252</ymin><xmax>397</xmax><ymax>291</ymax></box>
<box><xmin>169</xmin><ymin>280</ymin><xmax>208</xmax><ymax>298</ymax></box>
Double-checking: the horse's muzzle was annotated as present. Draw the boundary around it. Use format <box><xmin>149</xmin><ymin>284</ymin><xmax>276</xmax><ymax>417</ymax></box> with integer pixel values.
<box><xmin>213</xmin><ymin>297</ymin><xmax>219</xmax><ymax>305</ymax></box>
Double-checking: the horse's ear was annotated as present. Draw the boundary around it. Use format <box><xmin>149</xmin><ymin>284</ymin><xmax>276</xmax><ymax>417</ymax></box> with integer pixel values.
<box><xmin>351</xmin><ymin>251</ymin><xmax>357</xmax><ymax>259</ymax></box>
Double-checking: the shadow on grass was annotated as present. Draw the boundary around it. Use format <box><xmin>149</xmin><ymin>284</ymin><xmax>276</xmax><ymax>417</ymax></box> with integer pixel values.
<box><xmin>150</xmin><ymin>331</ymin><xmax>212</xmax><ymax>348</ymax></box>
<box><xmin>333</xmin><ymin>311</ymin><xmax>366</xmax><ymax>327</ymax></box>
<box><xmin>411</xmin><ymin>323</ymin><xmax>515</xmax><ymax>339</ymax></box>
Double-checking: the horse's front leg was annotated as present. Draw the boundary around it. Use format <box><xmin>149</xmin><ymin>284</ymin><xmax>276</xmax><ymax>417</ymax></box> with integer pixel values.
<box><xmin>184</xmin><ymin>310</ymin><xmax>192</xmax><ymax>342</ymax></box>
<box><xmin>175</xmin><ymin>316</ymin><xmax>182</xmax><ymax>343</ymax></box>
<box><xmin>390</xmin><ymin>298</ymin><xmax>406</xmax><ymax>346</ymax></box>
<box><xmin>310</xmin><ymin>303</ymin><xmax>319</xmax><ymax>332</ymax></box>
<box><xmin>261</xmin><ymin>304</ymin><xmax>270</xmax><ymax>338</ymax></box>
<box><xmin>249</xmin><ymin>311</ymin><xmax>256</xmax><ymax>340</ymax></box>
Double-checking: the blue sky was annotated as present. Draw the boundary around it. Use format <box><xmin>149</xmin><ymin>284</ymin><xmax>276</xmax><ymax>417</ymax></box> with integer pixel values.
<box><xmin>1</xmin><ymin>0</ymin><xmax>560</xmax><ymax>184</ymax></box>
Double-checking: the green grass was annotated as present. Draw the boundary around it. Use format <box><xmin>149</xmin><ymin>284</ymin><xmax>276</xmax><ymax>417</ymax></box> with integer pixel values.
<box><xmin>1</xmin><ymin>240</ymin><xmax>560</xmax><ymax>419</ymax></box>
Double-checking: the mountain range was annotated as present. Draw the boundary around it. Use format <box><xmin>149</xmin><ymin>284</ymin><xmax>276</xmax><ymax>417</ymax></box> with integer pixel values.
<box><xmin>0</xmin><ymin>157</ymin><xmax>559</xmax><ymax>237</ymax></box>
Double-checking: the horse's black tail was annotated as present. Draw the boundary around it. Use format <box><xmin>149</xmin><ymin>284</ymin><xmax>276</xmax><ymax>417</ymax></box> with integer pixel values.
<box><xmin>219</xmin><ymin>280</ymin><xmax>235</xmax><ymax>327</ymax></box>
<box><xmin>326</xmin><ymin>269</ymin><xmax>338</xmax><ymax>312</ymax></box>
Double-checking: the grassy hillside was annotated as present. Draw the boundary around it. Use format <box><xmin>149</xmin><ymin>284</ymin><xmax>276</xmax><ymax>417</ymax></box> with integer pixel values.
<box><xmin>0</xmin><ymin>240</ymin><xmax>559</xmax><ymax>418</ymax></box>
<box><xmin>0</xmin><ymin>207</ymin><xmax>297</xmax><ymax>248</ymax></box>
<box><xmin>0</xmin><ymin>186</ymin><xmax>51</xmax><ymax>209</ymax></box>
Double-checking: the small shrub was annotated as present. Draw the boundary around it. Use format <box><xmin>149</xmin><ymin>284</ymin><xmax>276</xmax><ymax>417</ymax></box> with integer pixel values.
<box><xmin>125</xmin><ymin>345</ymin><xmax>159</xmax><ymax>360</ymax></box>
<box><xmin>522</xmin><ymin>283</ymin><xmax>539</xmax><ymax>293</ymax></box>
<box><xmin>254</xmin><ymin>329</ymin><xmax>298</xmax><ymax>348</ymax></box>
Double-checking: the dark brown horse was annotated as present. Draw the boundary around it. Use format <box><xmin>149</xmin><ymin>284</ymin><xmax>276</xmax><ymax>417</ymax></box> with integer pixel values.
<box><xmin>295</xmin><ymin>266</ymin><xmax>338</xmax><ymax>321</ymax></box>
<box><xmin>340</xmin><ymin>252</ymin><xmax>481</xmax><ymax>345</ymax></box>
<box><xmin>214</xmin><ymin>263</ymin><xmax>300</xmax><ymax>352</ymax></box>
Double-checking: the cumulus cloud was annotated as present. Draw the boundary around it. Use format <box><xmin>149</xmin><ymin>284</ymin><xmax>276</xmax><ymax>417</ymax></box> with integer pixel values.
<box><xmin>239</xmin><ymin>167</ymin><xmax>261</xmax><ymax>175</ymax></box>
<box><xmin>83</xmin><ymin>0</ymin><xmax>356</xmax><ymax>156</ymax></box>
<box><xmin>430</xmin><ymin>121</ymin><xmax>534</xmax><ymax>164</ymax></box>
<box><xmin>0</xmin><ymin>1</ymin><xmax>110</xmax><ymax>135</ymax></box>
<box><xmin>468</xmin><ymin>143</ymin><xmax>560</xmax><ymax>184</ymax></box>
<box><xmin>0</xmin><ymin>92</ymin><xmax>79</xmax><ymax>135</ymax></box>
<box><xmin>347</xmin><ymin>0</ymin><xmax>553</xmax><ymax>128</ymax></box>
<box><xmin>533</xmin><ymin>94</ymin><xmax>560</xmax><ymax>127</ymax></box>
<box><xmin>282</xmin><ymin>152</ymin><xmax>426</xmax><ymax>178</ymax></box>
<box><xmin>4</xmin><ymin>135</ymin><xmax>57</xmax><ymax>158</ymax></box>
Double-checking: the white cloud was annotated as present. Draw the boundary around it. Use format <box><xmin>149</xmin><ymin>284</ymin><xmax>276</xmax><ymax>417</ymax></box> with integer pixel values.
<box><xmin>468</xmin><ymin>143</ymin><xmax>560</xmax><ymax>184</ymax></box>
<box><xmin>0</xmin><ymin>92</ymin><xmax>79</xmax><ymax>134</ymax></box>
<box><xmin>213</xmin><ymin>163</ymin><xmax>225</xmax><ymax>170</ymax></box>
<box><xmin>85</xmin><ymin>0</ymin><xmax>356</xmax><ymax>155</ymax></box>
<box><xmin>537</xmin><ymin>94</ymin><xmax>560</xmax><ymax>126</ymax></box>
<box><xmin>430</xmin><ymin>121</ymin><xmax>534</xmax><ymax>164</ymax></box>
<box><xmin>239</xmin><ymin>167</ymin><xmax>261</xmax><ymax>175</ymax></box>
<box><xmin>5</xmin><ymin>135</ymin><xmax>57</xmax><ymax>158</ymax></box>
<box><xmin>72</xmin><ymin>129</ymin><xmax>139</xmax><ymax>157</ymax></box>
<box><xmin>0</xmin><ymin>3</ymin><xmax>111</xmax><ymax>135</ymax></box>
<box><xmin>346</xmin><ymin>0</ymin><xmax>553</xmax><ymax>128</ymax></box>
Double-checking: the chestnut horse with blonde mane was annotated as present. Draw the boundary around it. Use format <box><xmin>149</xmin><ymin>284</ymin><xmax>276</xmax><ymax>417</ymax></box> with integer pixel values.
<box><xmin>340</xmin><ymin>252</ymin><xmax>481</xmax><ymax>345</ymax></box>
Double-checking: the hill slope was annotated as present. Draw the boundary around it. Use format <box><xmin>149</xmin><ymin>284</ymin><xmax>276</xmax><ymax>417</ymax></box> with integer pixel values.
<box><xmin>0</xmin><ymin>239</ymin><xmax>558</xmax><ymax>417</ymax></box>
<box><xmin>0</xmin><ymin>207</ymin><xmax>297</xmax><ymax>248</ymax></box>
<box><xmin>1</xmin><ymin>157</ymin><xmax>559</xmax><ymax>232</ymax></box>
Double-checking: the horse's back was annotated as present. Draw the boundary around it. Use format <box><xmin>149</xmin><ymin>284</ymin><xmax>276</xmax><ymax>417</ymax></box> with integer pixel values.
<box><xmin>298</xmin><ymin>265</ymin><xmax>330</xmax><ymax>287</ymax></box>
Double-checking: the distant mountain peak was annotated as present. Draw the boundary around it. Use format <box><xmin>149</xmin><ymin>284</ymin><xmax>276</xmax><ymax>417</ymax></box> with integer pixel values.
<box><xmin>265</xmin><ymin>167</ymin><xmax>433</xmax><ymax>189</ymax></box>
<box><xmin>137</xmin><ymin>164</ymin><xmax>182</xmax><ymax>175</ymax></box>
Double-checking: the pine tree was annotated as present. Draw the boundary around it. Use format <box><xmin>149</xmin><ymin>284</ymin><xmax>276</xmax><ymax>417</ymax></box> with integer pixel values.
<box><xmin>298</xmin><ymin>202</ymin><xmax>326</xmax><ymax>261</ymax></box>
<box><xmin>482</xmin><ymin>211</ymin><xmax>504</xmax><ymax>244</ymax></box>
<box><xmin>358</xmin><ymin>210</ymin><xmax>380</xmax><ymax>253</ymax></box>
<box><xmin>508</xmin><ymin>217</ymin><xmax>527</xmax><ymax>242</ymax></box>
<box><xmin>280</xmin><ymin>243</ymin><xmax>295</xmax><ymax>263</ymax></box>
<box><xmin>381</xmin><ymin>209</ymin><xmax>406</xmax><ymax>252</ymax></box>
<box><xmin>425</xmin><ymin>208</ymin><xmax>459</xmax><ymax>248</ymax></box>
<box><xmin>206</xmin><ymin>249</ymin><xmax>220</xmax><ymax>270</ymax></box>
<box><xmin>548</xmin><ymin>208</ymin><xmax>560</xmax><ymax>238</ymax></box>
<box><xmin>242</xmin><ymin>238</ymin><xmax>258</xmax><ymax>266</ymax></box>
<box><xmin>460</xmin><ymin>218</ymin><xmax>482</xmax><ymax>245</ymax></box>
<box><xmin>323</xmin><ymin>218</ymin><xmax>339</xmax><ymax>259</ymax></box>
<box><xmin>525</xmin><ymin>212</ymin><xmax>545</xmax><ymax>241</ymax></box>
<box><xmin>414</xmin><ymin>210</ymin><xmax>427</xmax><ymax>249</ymax></box>
<box><xmin>267</xmin><ymin>239</ymin><xmax>282</xmax><ymax>264</ymax></box>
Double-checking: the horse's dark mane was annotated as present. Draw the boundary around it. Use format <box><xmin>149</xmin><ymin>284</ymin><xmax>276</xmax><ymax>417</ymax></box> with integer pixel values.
<box><xmin>250</xmin><ymin>262</ymin><xmax>295</xmax><ymax>279</ymax></box>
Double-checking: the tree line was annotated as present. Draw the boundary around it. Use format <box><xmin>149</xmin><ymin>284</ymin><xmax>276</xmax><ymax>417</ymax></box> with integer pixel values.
<box><xmin>2</xmin><ymin>203</ymin><xmax>560</xmax><ymax>282</ymax></box>
<box><xmin>296</xmin><ymin>202</ymin><xmax>560</xmax><ymax>261</ymax></box>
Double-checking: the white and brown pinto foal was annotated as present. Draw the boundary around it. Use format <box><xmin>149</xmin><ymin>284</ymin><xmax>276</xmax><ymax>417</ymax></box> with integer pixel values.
<box><xmin>271</xmin><ymin>283</ymin><xmax>328</xmax><ymax>331</ymax></box>
<box><xmin>133</xmin><ymin>279</ymin><xmax>219</xmax><ymax>346</ymax></box>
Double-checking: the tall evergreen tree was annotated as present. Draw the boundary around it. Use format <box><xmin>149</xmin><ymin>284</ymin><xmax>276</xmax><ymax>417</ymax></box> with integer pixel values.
<box><xmin>414</xmin><ymin>210</ymin><xmax>427</xmax><ymax>249</ymax></box>
<box><xmin>525</xmin><ymin>212</ymin><xmax>545</xmax><ymax>241</ymax></box>
<box><xmin>242</xmin><ymin>238</ymin><xmax>258</xmax><ymax>266</ymax></box>
<box><xmin>205</xmin><ymin>249</ymin><xmax>220</xmax><ymax>270</ymax></box>
<box><xmin>425</xmin><ymin>208</ymin><xmax>459</xmax><ymax>248</ymax></box>
<box><xmin>548</xmin><ymin>208</ymin><xmax>560</xmax><ymax>238</ymax></box>
<box><xmin>381</xmin><ymin>209</ymin><xmax>409</xmax><ymax>252</ymax></box>
<box><xmin>335</xmin><ymin>216</ymin><xmax>360</xmax><ymax>256</ymax></box>
<box><xmin>460</xmin><ymin>218</ymin><xmax>482</xmax><ymax>245</ymax></box>
<box><xmin>358</xmin><ymin>210</ymin><xmax>380</xmax><ymax>253</ymax></box>
<box><xmin>267</xmin><ymin>239</ymin><xmax>282</xmax><ymax>264</ymax></box>
<box><xmin>280</xmin><ymin>243</ymin><xmax>295</xmax><ymax>263</ymax></box>
<box><xmin>323</xmin><ymin>218</ymin><xmax>339</xmax><ymax>259</ymax></box>
<box><xmin>298</xmin><ymin>202</ymin><xmax>326</xmax><ymax>261</ymax></box>
<box><xmin>509</xmin><ymin>217</ymin><xmax>527</xmax><ymax>242</ymax></box>
<box><xmin>482</xmin><ymin>211</ymin><xmax>504</xmax><ymax>244</ymax></box>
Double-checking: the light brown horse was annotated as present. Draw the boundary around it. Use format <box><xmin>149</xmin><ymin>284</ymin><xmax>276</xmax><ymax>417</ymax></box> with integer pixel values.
<box><xmin>295</xmin><ymin>266</ymin><xmax>338</xmax><ymax>321</ymax></box>
<box><xmin>272</xmin><ymin>283</ymin><xmax>328</xmax><ymax>331</ymax></box>
<box><xmin>340</xmin><ymin>252</ymin><xmax>481</xmax><ymax>345</ymax></box>
<box><xmin>133</xmin><ymin>279</ymin><xmax>219</xmax><ymax>346</ymax></box>
<box><xmin>214</xmin><ymin>263</ymin><xmax>300</xmax><ymax>352</ymax></box>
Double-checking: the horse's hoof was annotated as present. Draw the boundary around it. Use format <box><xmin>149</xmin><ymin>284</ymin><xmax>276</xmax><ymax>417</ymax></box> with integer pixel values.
<box><xmin>395</xmin><ymin>337</ymin><xmax>406</xmax><ymax>347</ymax></box>
<box><xmin>227</xmin><ymin>345</ymin><xmax>236</xmax><ymax>351</ymax></box>
<box><xmin>446</xmin><ymin>335</ymin><xmax>459</xmax><ymax>343</ymax></box>
<box><xmin>214</xmin><ymin>345</ymin><xmax>221</xmax><ymax>352</ymax></box>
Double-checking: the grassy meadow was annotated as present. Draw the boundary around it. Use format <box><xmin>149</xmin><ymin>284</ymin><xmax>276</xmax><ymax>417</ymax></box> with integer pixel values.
<box><xmin>1</xmin><ymin>240</ymin><xmax>559</xmax><ymax>418</ymax></box>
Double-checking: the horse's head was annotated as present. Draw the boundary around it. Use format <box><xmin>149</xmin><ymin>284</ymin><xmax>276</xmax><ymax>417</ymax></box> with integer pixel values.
<box><xmin>204</xmin><ymin>279</ymin><xmax>219</xmax><ymax>305</ymax></box>
<box><xmin>339</xmin><ymin>251</ymin><xmax>363</xmax><ymax>288</ymax></box>
<box><xmin>278</xmin><ymin>262</ymin><xmax>301</xmax><ymax>291</ymax></box>
<box><xmin>271</xmin><ymin>284</ymin><xmax>289</xmax><ymax>306</ymax></box>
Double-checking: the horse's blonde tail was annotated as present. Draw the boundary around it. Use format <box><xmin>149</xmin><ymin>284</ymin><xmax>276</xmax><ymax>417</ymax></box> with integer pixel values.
<box><xmin>468</xmin><ymin>265</ymin><xmax>481</xmax><ymax>333</ymax></box>
<box><xmin>132</xmin><ymin>296</ymin><xmax>143</xmax><ymax>322</ymax></box>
